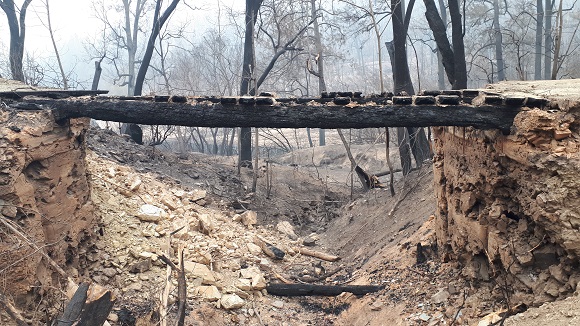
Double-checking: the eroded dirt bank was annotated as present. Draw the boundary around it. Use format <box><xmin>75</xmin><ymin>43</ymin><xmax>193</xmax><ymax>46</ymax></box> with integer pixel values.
<box><xmin>433</xmin><ymin>94</ymin><xmax>580</xmax><ymax>305</ymax></box>
<box><xmin>0</xmin><ymin>110</ymin><xmax>94</xmax><ymax>297</ymax></box>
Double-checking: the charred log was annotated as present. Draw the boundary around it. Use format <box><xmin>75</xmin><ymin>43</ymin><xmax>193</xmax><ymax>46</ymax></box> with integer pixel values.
<box><xmin>12</xmin><ymin>96</ymin><xmax>523</xmax><ymax>132</ymax></box>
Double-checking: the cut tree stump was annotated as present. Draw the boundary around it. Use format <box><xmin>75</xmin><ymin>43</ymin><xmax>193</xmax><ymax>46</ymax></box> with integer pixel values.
<box><xmin>266</xmin><ymin>283</ymin><xmax>384</xmax><ymax>296</ymax></box>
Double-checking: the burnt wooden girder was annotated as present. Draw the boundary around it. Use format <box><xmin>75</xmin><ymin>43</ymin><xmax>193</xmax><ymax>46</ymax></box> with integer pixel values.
<box><xmin>5</xmin><ymin>90</ymin><xmax>549</xmax><ymax>132</ymax></box>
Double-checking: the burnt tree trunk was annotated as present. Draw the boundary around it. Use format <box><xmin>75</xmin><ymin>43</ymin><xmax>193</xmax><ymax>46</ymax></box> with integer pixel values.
<box><xmin>239</xmin><ymin>0</ymin><xmax>263</xmax><ymax>168</ymax></box>
<box><xmin>424</xmin><ymin>0</ymin><xmax>456</xmax><ymax>85</ymax></box>
<box><xmin>18</xmin><ymin>97</ymin><xmax>521</xmax><ymax>132</ymax></box>
<box><xmin>133</xmin><ymin>0</ymin><xmax>181</xmax><ymax>96</ymax></box>
<box><xmin>389</xmin><ymin>0</ymin><xmax>432</xmax><ymax>174</ymax></box>
<box><xmin>535</xmin><ymin>0</ymin><xmax>544</xmax><ymax>80</ymax></box>
<box><xmin>0</xmin><ymin>0</ymin><xmax>32</xmax><ymax>82</ymax></box>
<box><xmin>448</xmin><ymin>0</ymin><xmax>468</xmax><ymax>89</ymax></box>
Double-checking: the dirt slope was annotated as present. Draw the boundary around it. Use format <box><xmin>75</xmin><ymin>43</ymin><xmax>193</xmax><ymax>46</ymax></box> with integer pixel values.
<box><xmin>3</xmin><ymin>122</ymin><xmax>579</xmax><ymax>325</ymax></box>
<box><xmin>81</xmin><ymin>127</ymin><xmax>446</xmax><ymax>325</ymax></box>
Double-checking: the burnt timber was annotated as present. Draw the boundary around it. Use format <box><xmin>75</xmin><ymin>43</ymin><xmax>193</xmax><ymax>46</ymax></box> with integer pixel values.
<box><xmin>3</xmin><ymin>90</ymin><xmax>548</xmax><ymax>131</ymax></box>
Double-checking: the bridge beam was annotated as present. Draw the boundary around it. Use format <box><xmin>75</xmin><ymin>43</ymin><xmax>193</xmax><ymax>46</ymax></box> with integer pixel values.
<box><xmin>9</xmin><ymin>95</ymin><xmax>528</xmax><ymax>132</ymax></box>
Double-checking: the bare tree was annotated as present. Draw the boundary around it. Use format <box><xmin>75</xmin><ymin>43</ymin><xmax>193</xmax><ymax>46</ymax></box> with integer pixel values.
<box><xmin>92</xmin><ymin>0</ymin><xmax>149</xmax><ymax>95</ymax></box>
<box><xmin>535</xmin><ymin>0</ymin><xmax>544</xmax><ymax>79</ymax></box>
<box><xmin>307</xmin><ymin>0</ymin><xmax>327</xmax><ymax>146</ymax></box>
<box><xmin>239</xmin><ymin>0</ymin><xmax>263</xmax><ymax>168</ymax></box>
<box><xmin>423</xmin><ymin>0</ymin><xmax>467</xmax><ymax>89</ymax></box>
<box><xmin>36</xmin><ymin>0</ymin><xmax>67</xmax><ymax>88</ymax></box>
<box><xmin>133</xmin><ymin>0</ymin><xmax>180</xmax><ymax>96</ymax></box>
<box><xmin>0</xmin><ymin>0</ymin><xmax>32</xmax><ymax>82</ymax></box>
<box><xmin>544</xmin><ymin>0</ymin><xmax>554</xmax><ymax>80</ymax></box>
<box><xmin>493</xmin><ymin>0</ymin><xmax>505</xmax><ymax>81</ymax></box>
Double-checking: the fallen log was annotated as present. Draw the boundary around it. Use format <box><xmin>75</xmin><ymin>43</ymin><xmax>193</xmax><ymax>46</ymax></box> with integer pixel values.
<box><xmin>12</xmin><ymin>96</ymin><xmax>522</xmax><ymax>131</ymax></box>
<box><xmin>266</xmin><ymin>283</ymin><xmax>384</xmax><ymax>296</ymax></box>
<box><xmin>294</xmin><ymin>247</ymin><xmax>340</xmax><ymax>262</ymax></box>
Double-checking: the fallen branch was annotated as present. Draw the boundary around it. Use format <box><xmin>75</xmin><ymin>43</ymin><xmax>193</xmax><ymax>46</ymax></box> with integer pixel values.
<box><xmin>158</xmin><ymin>254</ymin><xmax>181</xmax><ymax>272</ymax></box>
<box><xmin>527</xmin><ymin>235</ymin><xmax>547</xmax><ymax>253</ymax></box>
<box><xmin>354</xmin><ymin>166</ymin><xmax>384</xmax><ymax>189</ymax></box>
<box><xmin>273</xmin><ymin>271</ymin><xmax>293</xmax><ymax>284</ymax></box>
<box><xmin>293</xmin><ymin>247</ymin><xmax>340</xmax><ymax>262</ymax></box>
<box><xmin>254</xmin><ymin>235</ymin><xmax>285</xmax><ymax>260</ymax></box>
<box><xmin>0</xmin><ymin>293</ymin><xmax>30</xmax><ymax>326</ymax></box>
<box><xmin>266</xmin><ymin>283</ymin><xmax>384</xmax><ymax>296</ymax></box>
<box><xmin>0</xmin><ymin>215</ymin><xmax>76</xmax><ymax>292</ymax></box>
<box><xmin>177</xmin><ymin>248</ymin><xmax>186</xmax><ymax>326</ymax></box>
<box><xmin>159</xmin><ymin>235</ymin><xmax>173</xmax><ymax>326</ymax></box>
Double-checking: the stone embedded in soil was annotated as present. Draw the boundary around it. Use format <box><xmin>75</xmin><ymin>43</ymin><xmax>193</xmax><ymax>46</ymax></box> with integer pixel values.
<box><xmin>431</xmin><ymin>289</ymin><xmax>450</xmax><ymax>304</ymax></box>
<box><xmin>241</xmin><ymin>210</ymin><xmax>258</xmax><ymax>227</ymax></box>
<box><xmin>235</xmin><ymin>278</ymin><xmax>252</xmax><ymax>291</ymax></box>
<box><xmin>129</xmin><ymin>259</ymin><xmax>152</xmax><ymax>273</ymax></box>
<box><xmin>271</xmin><ymin>300</ymin><xmax>284</xmax><ymax>309</ymax></box>
<box><xmin>554</xmin><ymin>128</ymin><xmax>572</xmax><ymax>140</ymax></box>
<box><xmin>102</xmin><ymin>267</ymin><xmax>117</xmax><ymax>278</ymax></box>
<box><xmin>247</xmin><ymin>243</ymin><xmax>262</xmax><ymax>256</ymax></box>
<box><xmin>369</xmin><ymin>301</ymin><xmax>384</xmax><ymax>311</ymax></box>
<box><xmin>161</xmin><ymin>195</ymin><xmax>178</xmax><ymax>210</ymax></box>
<box><xmin>240</xmin><ymin>267</ymin><xmax>261</xmax><ymax>279</ymax></box>
<box><xmin>107</xmin><ymin>313</ymin><xmax>119</xmax><ymax>322</ymax></box>
<box><xmin>418</xmin><ymin>313</ymin><xmax>430</xmax><ymax>322</ymax></box>
<box><xmin>303</xmin><ymin>233</ymin><xmax>319</xmax><ymax>247</ymax></box>
<box><xmin>191</xmin><ymin>189</ymin><xmax>207</xmax><ymax>202</ymax></box>
<box><xmin>195</xmin><ymin>285</ymin><xmax>222</xmax><ymax>302</ymax></box>
<box><xmin>137</xmin><ymin>204</ymin><xmax>165</xmax><ymax>222</ymax></box>
<box><xmin>198</xmin><ymin>214</ymin><xmax>214</xmax><ymax>234</ymax></box>
<box><xmin>129</xmin><ymin>177</ymin><xmax>142</xmax><ymax>191</ymax></box>
<box><xmin>220</xmin><ymin>294</ymin><xmax>245</xmax><ymax>310</ymax></box>
<box><xmin>548</xmin><ymin>265</ymin><xmax>568</xmax><ymax>283</ymax></box>
<box><xmin>0</xmin><ymin>203</ymin><xmax>17</xmax><ymax>218</ymax></box>
<box><xmin>543</xmin><ymin>278</ymin><xmax>562</xmax><ymax>297</ymax></box>
<box><xmin>276</xmin><ymin>221</ymin><xmax>298</xmax><ymax>240</ymax></box>
<box><xmin>184</xmin><ymin>261</ymin><xmax>216</xmax><ymax>285</ymax></box>
<box><xmin>251</xmin><ymin>274</ymin><xmax>267</xmax><ymax>290</ymax></box>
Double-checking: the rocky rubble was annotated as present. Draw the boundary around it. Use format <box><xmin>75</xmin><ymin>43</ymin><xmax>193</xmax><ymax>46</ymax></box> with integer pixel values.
<box><xmin>84</xmin><ymin>143</ymin><xmax>344</xmax><ymax>324</ymax></box>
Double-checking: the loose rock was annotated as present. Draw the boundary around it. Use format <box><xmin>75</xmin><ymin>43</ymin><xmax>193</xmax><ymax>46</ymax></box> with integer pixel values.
<box><xmin>137</xmin><ymin>204</ymin><xmax>165</xmax><ymax>222</ymax></box>
<box><xmin>241</xmin><ymin>210</ymin><xmax>258</xmax><ymax>227</ymax></box>
<box><xmin>220</xmin><ymin>294</ymin><xmax>245</xmax><ymax>310</ymax></box>
<box><xmin>276</xmin><ymin>221</ymin><xmax>298</xmax><ymax>240</ymax></box>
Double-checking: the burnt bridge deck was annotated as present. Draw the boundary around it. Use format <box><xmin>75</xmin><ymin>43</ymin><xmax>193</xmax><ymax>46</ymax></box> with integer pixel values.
<box><xmin>1</xmin><ymin>88</ymin><xmax>550</xmax><ymax>132</ymax></box>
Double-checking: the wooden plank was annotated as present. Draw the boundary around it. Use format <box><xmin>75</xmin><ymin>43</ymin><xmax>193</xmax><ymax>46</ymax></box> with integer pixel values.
<box><xmin>14</xmin><ymin>97</ymin><xmax>522</xmax><ymax>131</ymax></box>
